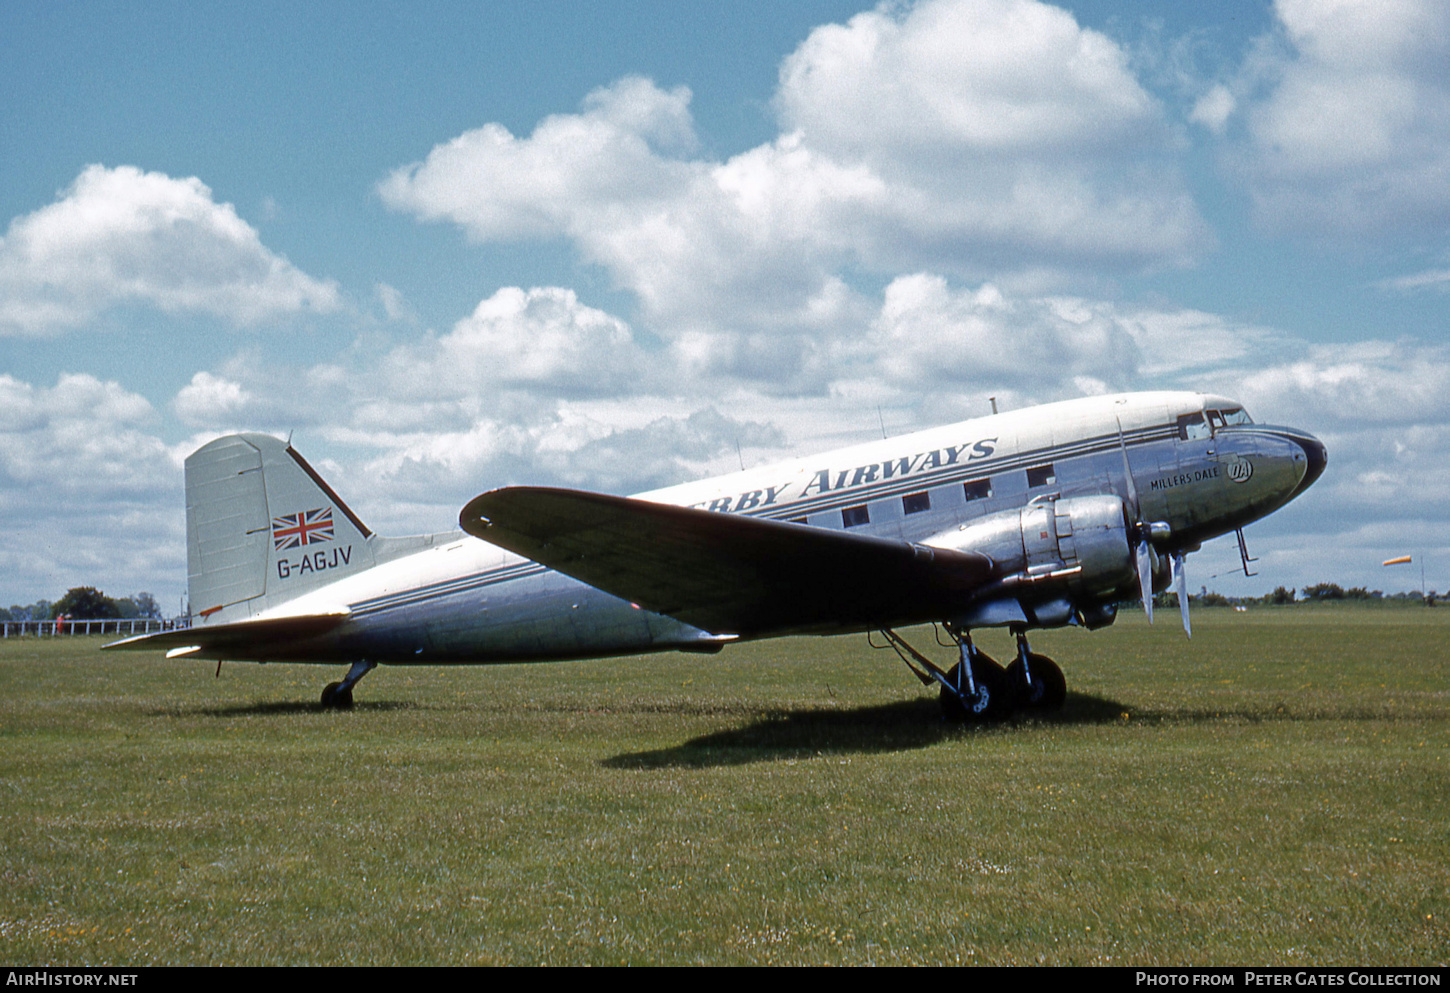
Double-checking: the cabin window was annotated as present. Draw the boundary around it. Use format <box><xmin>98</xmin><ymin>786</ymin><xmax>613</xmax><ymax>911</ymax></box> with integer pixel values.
<box><xmin>1026</xmin><ymin>464</ymin><xmax>1056</xmax><ymax>488</ymax></box>
<box><xmin>902</xmin><ymin>492</ymin><xmax>931</xmax><ymax>515</ymax></box>
<box><xmin>789</xmin><ymin>516</ymin><xmax>809</xmax><ymax>525</ymax></box>
<box><xmin>963</xmin><ymin>478</ymin><xmax>992</xmax><ymax>501</ymax></box>
<box><xmin>841</xmin><ymin>505</ymin><xmax>870</xmax><ymax>528</ymax></box>
<box><xmin>1177</xmin><ymin>412</ymin><xmax>1211</xmax><ymax>441</ymax></box>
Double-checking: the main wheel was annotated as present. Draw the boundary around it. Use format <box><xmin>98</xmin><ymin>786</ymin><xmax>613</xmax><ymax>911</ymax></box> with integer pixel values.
<box><xmin>1006</xmin><ymin>653</ymin><xmax>1066</xmax><ymax>712</ymax></box>
<box><xmin>320</xmin><ymin>681</ymin><xmax>355</xmax><ymax>710</ymax></box>
<box><xmin>940</xmin><ymin>652</ymin><xmax>1013</xmax><ymax>722</ymax></box>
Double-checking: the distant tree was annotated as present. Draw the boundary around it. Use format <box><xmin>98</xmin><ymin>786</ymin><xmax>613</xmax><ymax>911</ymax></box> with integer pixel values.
<box><xmin>132</xmin><ymin>592</ymin><xmax>161</xmax><ymax>619</ymax></box>
<box><xmin>1267</xmin><ymin>586</ymin><xmax>1296</xmax><ymax>605</ymax></box>
<box><xmin>1301</xmin><ymin>583</ymin><xmax>1344</xmax><ymax>601</ymax></box>
<box><xmin>50</xmin><ymin>587</ymin><xmax>121</xmax><ymax>620</ymax></box>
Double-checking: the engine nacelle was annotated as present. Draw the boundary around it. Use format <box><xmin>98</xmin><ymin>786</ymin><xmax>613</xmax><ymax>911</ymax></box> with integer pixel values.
<box><xmin>924</xmin><ymin>494</ymin><xmax>1138</xmax><ymax>625</ymax></box>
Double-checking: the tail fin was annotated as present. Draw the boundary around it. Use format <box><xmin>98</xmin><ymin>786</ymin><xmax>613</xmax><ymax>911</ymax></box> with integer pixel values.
<box><xmin>186</xmin><ymin>434</ymin><xmax>376</xmax><ymax>623</ymax></box>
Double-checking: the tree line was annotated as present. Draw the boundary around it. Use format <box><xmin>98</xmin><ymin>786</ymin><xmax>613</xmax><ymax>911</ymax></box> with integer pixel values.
<box><xmin>1</xmin><ymin>588</ymin><xmax>164</xmax><ymax>622</ymax></box>
<box><xmin>1154</xmin><ymin>583</ymin><xmax>1436</xmax><ymax>608</ymax></box>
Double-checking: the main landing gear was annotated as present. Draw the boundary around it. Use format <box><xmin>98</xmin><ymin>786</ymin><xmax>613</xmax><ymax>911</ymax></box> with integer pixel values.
<box><xmin>878</xmin><ymin>625</ymin><xmax>1066</xmax><ymax>722</ymax></box>
<box><xmin>320</xmin><ymin>659</ymin><xmax>376</xmax><ymax>709</ymax></box>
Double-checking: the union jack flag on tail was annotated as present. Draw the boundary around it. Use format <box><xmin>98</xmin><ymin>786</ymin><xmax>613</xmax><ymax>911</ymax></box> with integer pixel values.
<box><xmin>272</xmin><ymin>507</ymin><xmax>335</xmax><ymax>549</ymax></box>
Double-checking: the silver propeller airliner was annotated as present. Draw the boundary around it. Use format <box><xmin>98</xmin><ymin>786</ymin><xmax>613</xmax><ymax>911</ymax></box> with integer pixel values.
<box><xmin>106</xmin><ymin>391</ymin><xmax>1326</xmax><ymax>720</ymax></box>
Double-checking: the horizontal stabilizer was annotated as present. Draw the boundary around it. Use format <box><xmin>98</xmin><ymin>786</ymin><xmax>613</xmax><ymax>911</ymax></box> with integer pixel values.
<box><xmin>102</xmin><ymin>609</ymin><xmax>350</xmax><ymax>661</ymax></box>
<box><xmin>461</xmin><ymin>487</ymin><xmax>995</xmax><ymax>637</ymax></box>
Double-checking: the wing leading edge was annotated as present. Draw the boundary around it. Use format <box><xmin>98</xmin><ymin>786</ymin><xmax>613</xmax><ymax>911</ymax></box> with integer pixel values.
<box><xmin>460</xmin><ymin>487</ymin><xmax>995</xmax><ymax>637</ymax></box>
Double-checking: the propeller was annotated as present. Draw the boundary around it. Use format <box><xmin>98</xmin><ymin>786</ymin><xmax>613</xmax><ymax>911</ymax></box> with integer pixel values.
<box><xmin>1117</xmin><ymin>416</ymin><xmax>1190</xmax><ymax>637</ymax></box>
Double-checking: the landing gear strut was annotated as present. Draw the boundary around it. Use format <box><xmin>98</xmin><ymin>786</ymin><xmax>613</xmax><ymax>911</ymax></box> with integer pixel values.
<box><xmin>320</xmin><ymin>659</ymin><xmax>376</xmax><ymax>709</ymax></box>
<box><xmin>876</xmin><ymin>625</ymin><xmax>1067</xmax><ymax>721</ymax></box>
<box><xmin>939</xmin><ymin>625</ymin><xmax>1011</xmax><ymax>722</ymax></box>
<box><xmin>1006</xmin><ymin>627</ymin><xmax>1066</xmax><ymax>712</ymax></box>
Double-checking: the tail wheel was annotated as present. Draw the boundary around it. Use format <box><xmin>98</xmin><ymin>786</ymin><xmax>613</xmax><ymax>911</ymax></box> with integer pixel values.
<box><xmin>320</xmin><ymin>681</ymin><xmax>354</xmax><ymax>710</ymax></box>
<box><xmin>940</xmin><ymin>652</ymin><xmax>1012</xmax><ymax>722</ymax></box>
<box><xmin>1006</xmin><ymin>653</ymin><xmax>1066</xmax><ymax>712</ymax></box>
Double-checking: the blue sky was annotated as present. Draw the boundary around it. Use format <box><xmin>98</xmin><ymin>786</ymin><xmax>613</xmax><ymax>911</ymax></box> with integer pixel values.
<box><xmin>3</xmin><ymin>0</ymin><xmax>1448</xmax><ymax>609</ymax></box>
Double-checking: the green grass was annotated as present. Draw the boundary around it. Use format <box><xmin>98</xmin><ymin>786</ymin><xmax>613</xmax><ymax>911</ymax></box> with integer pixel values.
<box><xmin>1</xmin><ymin>606</ymin><xmax>1447</xmax><ymax>965</ymax></box>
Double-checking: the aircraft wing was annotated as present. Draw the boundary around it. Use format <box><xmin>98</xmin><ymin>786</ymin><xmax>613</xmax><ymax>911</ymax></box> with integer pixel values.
<box><xmin>102</xmin><ymin>609</ymin><xmax>350</xmax><ymax>660</ymax></box>
<box><xmin>460</xmin><ymin>487</ymin><xmax>995</xmax><ymax>637</ymax></box>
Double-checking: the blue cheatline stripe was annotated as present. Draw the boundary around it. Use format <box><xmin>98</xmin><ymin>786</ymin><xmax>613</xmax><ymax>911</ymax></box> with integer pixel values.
<box><xmin>349</xmin><ymin>560</ymin><xmax>548</xmax><ymax>618</ymax></box>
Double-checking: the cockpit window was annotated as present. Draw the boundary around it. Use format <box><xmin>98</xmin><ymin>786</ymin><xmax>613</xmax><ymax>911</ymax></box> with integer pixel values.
<box><xmin>1206</xmin><ymin>407</ymin><xmax>1253</xmax><ymax>431</ymax></box>
<box><xmin>1177</xmin><ymin>412</ymin><xmax>1211</xmax><ymax>441</ymax></box>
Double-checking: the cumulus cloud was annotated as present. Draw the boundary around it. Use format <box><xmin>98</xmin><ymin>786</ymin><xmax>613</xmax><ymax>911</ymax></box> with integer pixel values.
<box><xmin>776</xmin><ymin>0</ymin><xmax>1161</xmax><ymax>156</ymax></box>
<box><xmin>1190</xmin><ymin>84</ymin><xmax>1237</xmax><ymax>133</ymax></box>
<box><xmin>381</xmin><ymin>79</ymin><xmax>873</xmax><ymax>354</ymax></box>
<box><xmin>380</xmin><ymin>0</ymin><xmax>1208</xmax><ymax>375</ymax></box>
<box><xmin>153</xmin><ymin>281</ymin><xmax>789</xmax><ymax>516</ymax></box>
<box><xmin>382</xmin><ymin>286</ymin><xmax>651</xmax><ymax>400</ymax></box>
<box><xmin>172</xmin><ymin>371</ymin><xmax>255</xmax><ymax>429</ymax></box>
<box><xmin>0</xmin><ymin>165</ymin><xmax>341</xmax><ymax>336</ymax></box>
<box><xmin>323</xmin><ymin>402</ymin><xmax>786</xmax><ymax>526</ymax></box>
<box><xmin>1231</xmin><ymin>0</ymin><xmax>1450</xmax><ymax>236</ymax></box>
<box><xmin>378</xmin><ymin>76</ymin><xmax>699</xmax><ymax>242</ymax></box>
<box><xmin>1174</xmin><ymin>336</ymin><xmax>1450</xmax><ymax>579</ymax></box>
<box><xmin>0</xmin><ymin>373</ymin><xmax>168</xmax><ymax>489</ymax></box>
<box><xmin>0</xmin><ymin>373</ymin><xmax>184</xmax><ymax>603</ymax></box>
<box><xmin>155</xmin><ymin>271</ymin><xmax>1320</xmax><ymax>515</ymax></box>
<box><xmin>1225</xmin><ymin>339</ymin><xmax>1450</xmax><ymax>430</ymax></box>
<box><xmin>864</xmin><ymin>274</ymin><xmax>1142</xmax><ymax>394</ymax></box>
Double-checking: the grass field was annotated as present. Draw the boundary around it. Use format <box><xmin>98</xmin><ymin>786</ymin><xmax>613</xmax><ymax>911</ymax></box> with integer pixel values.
<box><xmin>1</xmin><ymin>606</ymin><xmax>1446</xmax><ymax>966</ymax></box>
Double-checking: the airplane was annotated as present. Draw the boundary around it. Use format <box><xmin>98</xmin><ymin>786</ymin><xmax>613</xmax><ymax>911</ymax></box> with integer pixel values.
<box><xmin>104</xmin><ymin>390</ymin><xmax>1326</xmax><ymax>720</ymax></box>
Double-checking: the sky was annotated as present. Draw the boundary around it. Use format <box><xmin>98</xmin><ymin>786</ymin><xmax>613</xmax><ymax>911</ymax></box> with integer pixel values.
<box><xmin>3</xmin><ymin>0</ymin><xmax>1448</xmax><ymax>611</ymax></box>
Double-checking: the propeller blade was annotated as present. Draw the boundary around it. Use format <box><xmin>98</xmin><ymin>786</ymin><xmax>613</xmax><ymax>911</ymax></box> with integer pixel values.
<box><xmin>1119</xmin><ymin>415</ymin><xmax>1157</xmax><ymax>626</ymax></box>
<box><xmin>1138</xmin><ymin>541</ymin><xmax>1154</xmax><ymax>624</ymax></box>
<box><xmin>1173</xmin><ymin>551</ymin><xmax>1191</xmax><ymax>639</ymax></box>
<box><xmin>1116</xmin><ymin>416</ymin><xmax>1139</xmax><ymax>516</ymax></box>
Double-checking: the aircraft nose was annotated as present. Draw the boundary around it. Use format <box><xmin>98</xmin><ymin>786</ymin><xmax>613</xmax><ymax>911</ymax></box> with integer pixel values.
<box><xmin>1290</xmin><ymin>431</ymin><xmax>1327</xmax><ymax>496</ymax></box>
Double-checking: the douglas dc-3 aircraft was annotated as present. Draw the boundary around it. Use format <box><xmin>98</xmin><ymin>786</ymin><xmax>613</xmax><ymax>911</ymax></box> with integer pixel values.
<box><xmin>106</xmin><ymin>391</ymin><xmax>1325</xmax><ymax>720</ymax></box>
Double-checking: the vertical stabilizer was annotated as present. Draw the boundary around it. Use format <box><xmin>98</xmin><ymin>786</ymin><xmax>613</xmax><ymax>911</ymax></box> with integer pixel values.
<box><xmin>186</xmin><ymin>434</ymin><xmax>375</xmax><ymax>624</ymax></box>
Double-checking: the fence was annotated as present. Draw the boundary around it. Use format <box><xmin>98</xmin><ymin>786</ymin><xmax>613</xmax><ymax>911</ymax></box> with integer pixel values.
<box><xmin>1</xmin><ymin>618</ymin><xmax>184</xmax><ymax>638</ymax></box>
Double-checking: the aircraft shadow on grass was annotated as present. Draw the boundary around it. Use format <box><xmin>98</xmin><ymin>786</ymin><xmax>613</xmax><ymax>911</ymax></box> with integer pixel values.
<box><xmin>602</xmin><ymin>690</ymin><xmax>1135</xmax><ymax>769</ymax></box>
<box><xmin>168</xmin><ymin>700</ymin><xmax>421</xmax><ymax>718</ymax></box>
<box><xmin>156</xmin><ymin>687</ymin><xmax>1402</xmax><ymax>746</ymax></box>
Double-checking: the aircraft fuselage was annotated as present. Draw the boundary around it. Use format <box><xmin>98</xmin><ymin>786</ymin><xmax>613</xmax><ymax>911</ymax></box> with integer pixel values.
<box><xmin>247</xmin><ymin>391</ymin><xmax>1324</xmax><ymax>665</ymax></box>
